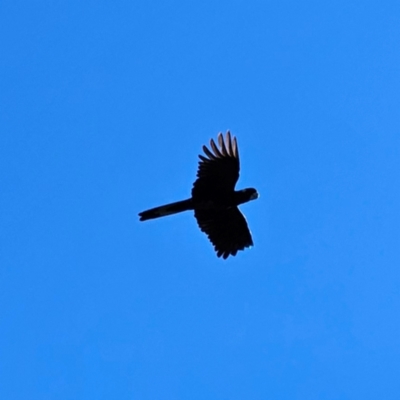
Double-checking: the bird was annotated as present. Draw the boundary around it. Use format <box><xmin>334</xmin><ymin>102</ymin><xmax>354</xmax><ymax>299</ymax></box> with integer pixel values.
<box><xmin>138</xmin><ymin>131</ymin><xmax>258</xmax><ymax>259</ymax></box>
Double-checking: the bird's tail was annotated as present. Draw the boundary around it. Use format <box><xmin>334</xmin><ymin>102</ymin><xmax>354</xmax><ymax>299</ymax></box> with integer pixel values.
<box><xmin>139</xmin><ymin>198</ymin><xmax>193</xmax><ymax>221</ymax></box>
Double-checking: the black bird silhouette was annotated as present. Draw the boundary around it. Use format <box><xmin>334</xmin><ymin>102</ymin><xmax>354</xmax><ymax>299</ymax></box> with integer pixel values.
<box><xmin>139</xmin><ymin>131</ymin><xmax>258</xmax><ymax>259</ymax></box>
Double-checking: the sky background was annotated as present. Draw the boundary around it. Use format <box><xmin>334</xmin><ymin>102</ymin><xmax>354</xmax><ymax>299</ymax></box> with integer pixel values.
<box><xmin>1</xmin><ymin>1</ymin><xmax>400</xmax><ymax>399</ymax></box>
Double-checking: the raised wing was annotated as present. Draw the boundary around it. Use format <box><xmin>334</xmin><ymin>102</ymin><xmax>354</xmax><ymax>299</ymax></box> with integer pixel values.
<box><xmin>192</xmin><ymin>131</ymin><xmax>240</xmax><ymax>200</ymax></box>
<box><xmin>194</xmin><ymin>207</ymin><xmax>253</xmax><ymax>259</ymax></box>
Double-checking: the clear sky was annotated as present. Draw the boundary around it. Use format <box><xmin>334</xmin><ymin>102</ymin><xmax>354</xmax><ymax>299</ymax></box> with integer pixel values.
<box><xmin>1</xmin><ymin>1</ymin><xmax>400</xmax><ymax>399</ymax></box>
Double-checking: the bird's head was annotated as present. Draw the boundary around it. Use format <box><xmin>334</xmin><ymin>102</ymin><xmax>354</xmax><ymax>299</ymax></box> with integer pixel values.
<box><xmin>235</xmin><ymin>188</ymin><xmax>259</xmax><ymax>205</ymax></box>
<box><xmin>245</xmin><ymin>188</ymin><xmax>259</xmax><ymax>201</ymax></box>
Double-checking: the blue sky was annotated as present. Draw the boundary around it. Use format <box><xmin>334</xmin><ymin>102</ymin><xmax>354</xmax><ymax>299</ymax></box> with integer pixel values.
<box><xmin>1</xmin><ymin>1</ymin><xmax>399</xmax><ymax>399</ymax></box>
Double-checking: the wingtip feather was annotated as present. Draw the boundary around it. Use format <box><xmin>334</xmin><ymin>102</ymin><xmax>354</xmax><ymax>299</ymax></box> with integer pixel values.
<box><xmin>210</xmin><ymin>138</ymin><xmax>223</xmax><ymax>157</ymax></box>
<box><xmin>218</xmin><ymin>132</ymin><xmax>228</xmax><ymax>156</ymax></box>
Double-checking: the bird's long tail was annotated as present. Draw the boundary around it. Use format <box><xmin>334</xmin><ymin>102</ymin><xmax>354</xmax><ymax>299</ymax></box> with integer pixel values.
<box><xmin>139</xmin><ymin>198</ymin><xmax>193</xmax><ymax>221</ymax></box>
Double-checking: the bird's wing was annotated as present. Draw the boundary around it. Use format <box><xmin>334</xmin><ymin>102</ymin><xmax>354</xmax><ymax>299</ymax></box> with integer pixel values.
<box><xmin>194</xmin><ymin>207</ymin><xmax>253</xmax><ymax>259</ymax></box>
<box><xmin>192</xmin><ymin>131</ymin><xmax>240</xmax><ymax>199</ymax></box>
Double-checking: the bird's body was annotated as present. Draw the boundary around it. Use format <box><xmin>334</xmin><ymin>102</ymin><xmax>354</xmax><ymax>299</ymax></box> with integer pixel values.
<box><xmin>139</xmin><ymin>131</ymin><xmax>258</xmax><ymax>259</ymax></box>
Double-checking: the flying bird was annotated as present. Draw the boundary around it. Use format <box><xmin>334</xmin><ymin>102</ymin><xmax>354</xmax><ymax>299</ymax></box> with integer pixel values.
<box><xmin>138</xmin><ymin>131</ymin><xmax>258</xmax><ymax>259</ymax></box>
